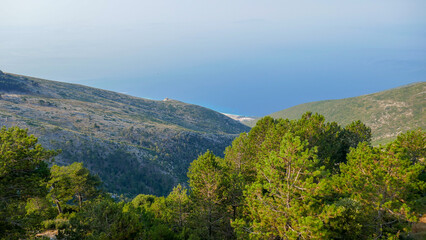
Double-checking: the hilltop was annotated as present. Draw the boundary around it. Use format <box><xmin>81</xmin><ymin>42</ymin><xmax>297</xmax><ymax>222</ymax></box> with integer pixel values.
<box><xmin>246</xmin><ymin>82</ymin><xmax>425</xmax><ymax>145</ymax></box>
<box><xmin>0</xmin><ymin>71</ymin><xmax>250</xmax><ymax>196</ymax></box>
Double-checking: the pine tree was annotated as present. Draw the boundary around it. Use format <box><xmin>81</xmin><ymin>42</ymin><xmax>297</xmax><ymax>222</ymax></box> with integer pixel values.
<box><xmin>166</xmin><ymin>184</ymin><xmax>190</xmax><ymax>231</ymax></box>
<box><xmin>338</xmin><ymin>142</ymin><xmax>425</xmax><ymax>238</ymax></box>
<box><xmin>187</xmin><ymin>151</ymin><xmax>232</xmax><ymax>239</ymax></box>
<box><xmin>241</xmin><ymin>133</ymin><xmax>327</xmax><ymax>239</ymax></box>
<box><xmin>48</xmin><ymin>162</ymin><xmax>101</xmax><ymax>214</ymax></box>
<box><xmin>0</xmin><ymin>127</ymin><xmax>57</xmax><ymax>238</ymax></box>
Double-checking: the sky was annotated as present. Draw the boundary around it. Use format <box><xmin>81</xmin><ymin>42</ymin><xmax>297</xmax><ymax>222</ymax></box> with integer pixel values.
<box><xmin>0</xmin><ymin>0</ymin><xmax>425</xmax><ymax>116</ymax></box>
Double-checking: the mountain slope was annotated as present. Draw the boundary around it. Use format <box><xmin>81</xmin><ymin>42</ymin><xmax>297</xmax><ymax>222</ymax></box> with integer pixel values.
<box><xmin>252</xmin><ymin>82</ymin><xmax>424</xmax><ymax>145</ymax></box>
<box><xmin>0</xmin><ymin>71</ymin><xmax>250</xmax><ymax>196</ymax></box>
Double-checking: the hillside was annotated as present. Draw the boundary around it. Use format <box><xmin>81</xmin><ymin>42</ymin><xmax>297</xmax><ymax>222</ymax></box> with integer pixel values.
<box><xmin>0</xmin><ymin>70</ymin><xmax>250</xmax><ymax>196</ymax></box>
<box><xmin>248</xmin><ymin>82</ymin><xmax>425</xmax><ymax>145</ymax></box>
<box><xmin>222</xmin><ymin>113</ymin><xmax>257</xmax><ymax>126</ymax></box>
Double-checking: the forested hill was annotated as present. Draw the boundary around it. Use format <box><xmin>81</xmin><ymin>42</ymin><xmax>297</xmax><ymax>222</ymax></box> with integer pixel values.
<box><xmin>0</xmin><ymin>71</ymin><xmax>250</xmax><ymax>196</ymax></box>
<box><xmin>246</xmin><ymin>82</ymin><xmax>425</xmax><ymax>145</ymax></box>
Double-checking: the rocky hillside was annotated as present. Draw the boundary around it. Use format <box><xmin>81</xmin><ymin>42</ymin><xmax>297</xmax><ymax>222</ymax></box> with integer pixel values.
<box><xmin>247</xmin><ymin>82</ymin><xmax>425</xmax><ymax>145</ymax></box>
<box><xmin>0</xmin><ymin>71</ymin><xmax>250</xmax><ymax>196</ymax></box>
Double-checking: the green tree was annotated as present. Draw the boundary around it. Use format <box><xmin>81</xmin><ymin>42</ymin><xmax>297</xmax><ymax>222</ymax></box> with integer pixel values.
<box><xmin>48</xmin><ymin>162</ymin><xmax>101</xmax><ymax>214</ymax></box>
<box><xmin>225</xmin><ymin>113</ymin><xmax>371</xmax><ymax>228</ymax></box>
<box><xmin>224</xmin><ymin>117</ymin><xmax>278</xmax><ymax>184</ymax></box>
<box><xmin>58</xmin><ymin>197</ymin><xmax>145</xmax><ymax>240</ymax></box>
<box><xmin>166</xmin><ymin>184</ymin><xmax>190</xmax><ymax>231</ymax></box>
<box><xmin>386</xmin><ymin>128</ymin><xmax>425</xmax><ymax>165</ymax></box>
<box><xmin>290</xmin><ymin>112</ymin><xmax>349</xmax><ymax>171</ymax></box>
<box><xmin>0</xmin><ymin>126</ymin><xmax>57</xmax><ymax>238</ymax></box>
<box><xmin>187</xmin><ymin>151</ymin><xmax>232</xmax><ymax>239</ymax></box>
<box><xmin>238</xmin><ymin>133</ymin><xmax>328</xmax><ymax>239</ymax></box>
<box><xmin>123</xmin><ymin>194</ymin><xmax>178</xmax><ymax>239</ymax></box>
<box><xmin>387</xmin><ymin>129</ymin><xmax>426</xmax><ymax>216</ymax></box>
<box><xmin>338</xmin><ymin>142</ymin><xmax>424</xmax><ymax>239</ymax></box>
<box><xmin>343</xmin><ymin>120</ymin><xmax>372</xmax><ymax>149</ymax></box>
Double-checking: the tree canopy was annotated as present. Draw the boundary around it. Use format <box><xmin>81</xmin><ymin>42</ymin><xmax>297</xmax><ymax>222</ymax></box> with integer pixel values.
<box><xmin>0</xmin><ymin>127</ymin><xmax>57</xmax><ymax>238</ymax></box>
<box><xmin>1</xmin><ymin>117</ymin><xmax>424</xmax><ymax>239</ymax></box>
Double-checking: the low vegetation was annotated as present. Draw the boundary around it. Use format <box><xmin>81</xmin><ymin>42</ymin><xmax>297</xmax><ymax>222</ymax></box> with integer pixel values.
<box><xmin>0</xmin><ymin>72</ymin><xmax>249</xmax><ymax>196</ymax></box>
<box><xmin>247</xmin><ymin>82</ymin><xmax>425</xmax><ymax>145</ymax></box>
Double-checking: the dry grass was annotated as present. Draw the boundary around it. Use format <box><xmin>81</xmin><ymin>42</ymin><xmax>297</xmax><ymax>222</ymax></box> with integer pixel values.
<box><xmin>35</xmin><ymin>229</ymin><xmax>58</xmax><ymax>239</ymax></box>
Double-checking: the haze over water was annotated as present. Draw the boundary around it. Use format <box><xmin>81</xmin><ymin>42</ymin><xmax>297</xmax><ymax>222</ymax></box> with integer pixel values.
<box><xmin>1</xmin><ymin>0</ymin><xmax>425</xmax><ymax>116</ymax></box>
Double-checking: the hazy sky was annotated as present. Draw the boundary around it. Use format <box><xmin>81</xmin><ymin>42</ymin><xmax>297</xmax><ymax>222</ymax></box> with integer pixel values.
<box><xmin>1</xmin><ymin>0</ymin><xmax>425</xmax><ymax>116</ymax></box>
